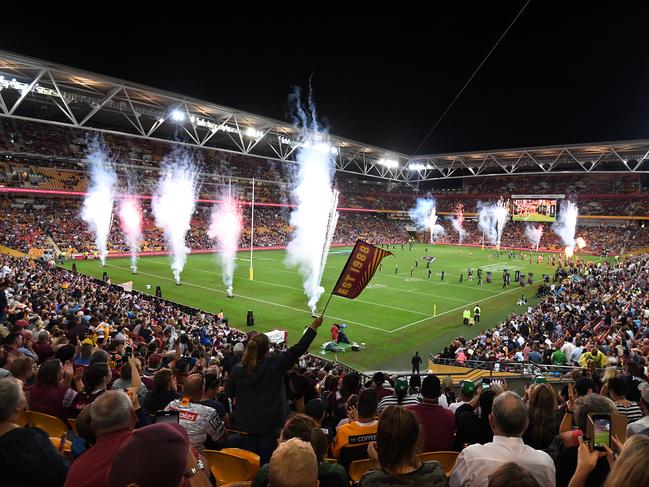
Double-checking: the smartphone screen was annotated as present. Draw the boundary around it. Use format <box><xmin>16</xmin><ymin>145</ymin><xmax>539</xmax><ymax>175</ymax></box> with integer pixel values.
<box><xmin>154</xmin><ymin>411</ymin><xmax>180</xmax><ymax>424</ymax></box>
<box><xmin>593</xmin><ymin>416</ymin><xmax>611</xmax><ymax>450</ymax></box>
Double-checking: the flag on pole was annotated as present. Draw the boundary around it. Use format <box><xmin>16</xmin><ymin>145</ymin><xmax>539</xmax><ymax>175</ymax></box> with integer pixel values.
<box><xmin>332</xmin><ymin>240</ymin><xmax>393</xmax><ymax>299</ymax></box>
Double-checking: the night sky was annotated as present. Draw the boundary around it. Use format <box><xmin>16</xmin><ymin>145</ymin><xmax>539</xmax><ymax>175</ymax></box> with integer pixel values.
<box><xmin>2</xmin><ymin>3</ymin><xmax>649</xmax><ymax>155</ymax></box>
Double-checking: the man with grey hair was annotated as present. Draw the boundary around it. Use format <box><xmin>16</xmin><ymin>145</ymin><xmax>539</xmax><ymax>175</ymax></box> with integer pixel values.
<box><xmin>450</xmin><ymin>391</ymin><xmax>555</xmax><ymax>487</ymax></box>
<box><xmin>269</xmin><ymin>437</ymin><xmax>318</xmax><ymax>487</ymax></box>
<box><xmin>0</xmin><ymin>377</ymin><xmax>68</xmax><ymax>486</ymax></box>
<box><xmin>64</xmin><ymin>390</ymin><xmax>137</xmax><ymax>487</ymax></box>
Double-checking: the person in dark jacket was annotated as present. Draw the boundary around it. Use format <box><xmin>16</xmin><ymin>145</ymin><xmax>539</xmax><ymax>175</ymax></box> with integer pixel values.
<box><xmin>226</xmin><ymin>316</ymin><xmax>322</xmax><ymax>463</ymax></box>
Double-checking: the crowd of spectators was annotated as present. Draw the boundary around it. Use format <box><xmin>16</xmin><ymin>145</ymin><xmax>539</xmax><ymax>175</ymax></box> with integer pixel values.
<box><xmin>0</xmin><ymin>237</ymin><xmax>649</xmax><ymax>485</ymax></box>
<box><xmin>3</xmin><ymin>119</ymin><xmax>649</xmax><ymax>218</ymax></box>
<box><xmin>0</xmin><ymin>195</ymin><xmax>648</xmax><ymax>259</ymax></box>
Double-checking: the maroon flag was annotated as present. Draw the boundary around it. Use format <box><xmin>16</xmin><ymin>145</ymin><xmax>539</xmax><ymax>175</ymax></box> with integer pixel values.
<box><xmin>332</xmin><ymin>240</ymin><xmax>393</xmax><ymax>299</ymax></box>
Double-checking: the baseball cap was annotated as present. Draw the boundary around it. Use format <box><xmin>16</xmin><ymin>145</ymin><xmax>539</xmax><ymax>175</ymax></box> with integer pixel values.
<box><xmin>107</xmin><ymin>423</ymin><xmax>189</xmax><ymax>487</ymax></box>
<box><xmin>533</xmin><ymin>376</ymin><xmax>548</xmax><ymax>384</ymax></box>
<box><xmin>394</xmin><ymin>377</ymin><xmax>409</xmax><ymax>394</ymax></box>
<box><xmin>460</xmin><ymin>380</ymin><xmax>476</xmax><ymax>397</ymax></box>
<box><xmin>146</xmin><ymin>353</ymin><xmax>163</xmax><ymax>371</ymax></box>
<box><xmin>639</xmin><ymin>382</ymin><xmax>649</xmax><ymax>403</ymax></box>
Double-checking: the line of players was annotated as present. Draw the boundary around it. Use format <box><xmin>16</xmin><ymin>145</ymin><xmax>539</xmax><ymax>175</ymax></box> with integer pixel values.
<box><xmin>377</xmin><ymin>244</ymin><xmax>585</xmax><ymax>289</ymax></box>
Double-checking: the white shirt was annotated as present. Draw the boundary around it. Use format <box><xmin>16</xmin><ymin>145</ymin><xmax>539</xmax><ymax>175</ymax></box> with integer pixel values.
<box><xmin>448</xmin><ymin>401</ymin><xmax>468</xmax><ymax>413</ymax></box>
<box><xmin>449</xmin><ymin>436</ymin><xmax>556</xmax><ymax>487</ymax></box>
<box><xmin>627</xmin><ymin>415</ymin><xmax>649</xmax><ymax>437</ymax></box>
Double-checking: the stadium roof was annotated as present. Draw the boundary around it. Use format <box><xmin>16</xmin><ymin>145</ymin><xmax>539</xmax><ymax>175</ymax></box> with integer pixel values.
<box><xmin>1</xmin><ymin>49</ymin><xmax>649</xmax><ymax>184</ymax></box>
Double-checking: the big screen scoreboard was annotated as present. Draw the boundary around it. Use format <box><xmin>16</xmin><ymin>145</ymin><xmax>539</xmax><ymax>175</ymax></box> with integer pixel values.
<box><xmin>511</xmin><ymin>195</ymin><xmax>564</xmax><ymax>222</ymax></box>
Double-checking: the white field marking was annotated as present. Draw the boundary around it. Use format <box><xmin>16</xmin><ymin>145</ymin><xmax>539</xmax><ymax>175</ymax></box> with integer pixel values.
<box><xmin>104</xmin><ymin>263</ymin><xmax>389</xmax><ymax>332</ymax></box>
<box><xmin>175</xmin><ymin>265</ymin><xmax>432</xmax><ymax>317</ymax></box>
<box><xmin>146</xmin><ymin>257</ymin><xmax>463</xmax><ymax>309</ymax></box>
<box><xmin>388</xmin><ymin>281</ymin><xmax>538</xmax><ymax>333</ymax></box>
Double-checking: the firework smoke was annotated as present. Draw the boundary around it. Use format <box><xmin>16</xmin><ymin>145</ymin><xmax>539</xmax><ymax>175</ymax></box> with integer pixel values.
<box><xmin>152</xmin><ymin>153</ymin><xmax>199</xmax><ymax>284</ymax></box>
<box><xmin>81</xmin><ymin>141</ymin><xmax>116</xmax><ymax>266</ymax></box>
<box><xmin>451</xmin><ymin>203</ymin><xmax>466</xmax><ymax>243</ymax></box>
<box><xmin>477</xmin><ymin>199</ymin><xmax>509</xmax><ymax>250</ymax></box>
<box><xmin>409</xmin><ymin>198</ymin><xmax>446</xmax><ymax>242</ymax></box>
<box><xmin>208</xmin><ymin>185</ymin><xmax>243</xmax><ymax>296</ymax></box>
<box><xmin>118</xmin><ymin>197</ymin><xmax>142</xmax><ymax>272</ymax></box>
<box><xmin>285</xmin><ymin>87</ymin><xmax>339</xmax><ymax>313</ymax></box>
<box><xmin>552</xmin><ymin>201</ymin><xmax>578</xmax><ymax>257</ymax></box>
<box><xmin>525</xmin><ymin>224</ymin><xmax>544</xmax><ymax>251</ymax></box>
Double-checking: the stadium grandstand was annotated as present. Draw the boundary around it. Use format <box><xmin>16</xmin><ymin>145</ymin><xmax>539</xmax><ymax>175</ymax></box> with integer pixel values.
<box><xmin>1</xmin><ymin>42</ymin><xmax>649</xmax><ymax>487</ymax></box>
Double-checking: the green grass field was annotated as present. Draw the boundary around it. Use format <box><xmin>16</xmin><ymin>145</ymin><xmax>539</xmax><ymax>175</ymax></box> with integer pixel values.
<box><xmin>63</xmin><ymin>244</ymin><xmax>601</xmax><ymax>372</ymax></box>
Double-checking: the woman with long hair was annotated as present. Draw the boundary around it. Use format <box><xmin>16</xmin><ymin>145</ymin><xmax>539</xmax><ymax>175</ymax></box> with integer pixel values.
<box><xmin>225</xmin><ymin>317</ymin><xmax>322</xmax><ymax>463</ymax></box>
<box><xmin>360</xmin><ymin>406</ymin><xmax>447</xmax><ymax>486</ymax></box>
<box><xmin>603</xmin><ymin>435</ymin><xmax>649</xmax><ymax>487</ymax></box>
<box><xmin>523</xmin><ymin>383</ymin><xmax>559</xmax><ymax>450</ymax></box>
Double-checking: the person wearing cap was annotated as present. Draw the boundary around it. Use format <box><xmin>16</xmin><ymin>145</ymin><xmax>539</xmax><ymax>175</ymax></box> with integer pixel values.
<box><xmin>450</xmin><ymin>391</ymin><xmax>555</xmax><ymax>487</ymax></box>
<box><xmin>406</xmin><ymin>374</ymin><xmax>455</xmax><ymax>452</ymax></box>
<box><xmin>449</xmin><ymin>380</ymin><xmax>476</xmax><ymax>413</ymax></box>
<box><xmin>627</xmin><ymin>381</ymin><xmax>649</xmax><ymax>437</ymax></box>
<box><xmin>377</xmin><ymin>377</ymin><xmax>420</xmax><ymax>413</ymax></box>
<box><xmin>144</xmin><ymin>352</ymin><xmax>164</xmax><ymax>376</ymax></box>
<box><xmin>107</xmin><ymin>423</ymin><xmax>211</xmax><ymax>487</ymax></box>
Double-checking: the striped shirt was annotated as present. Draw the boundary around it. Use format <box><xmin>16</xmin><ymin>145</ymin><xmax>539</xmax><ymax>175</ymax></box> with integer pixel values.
<box><xmin>377</xmin><ymin>394</ymin><xmax>420</xmax><ymax>413</ymax></box>
<box><xmin>614</xmin><ymin>401</ymin><xmax>643</xmax><ymax>424</ymax></box>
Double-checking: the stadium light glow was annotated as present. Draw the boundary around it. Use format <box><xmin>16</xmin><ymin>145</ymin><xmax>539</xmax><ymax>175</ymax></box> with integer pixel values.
<box><xmin>244</xmin><ymin>127</ymin><xmax>264</xmax><ymax>139</ymax></box>
<box><xmin>171</xmin><ymin>109</ymin><xmax>186</xmax><ymax>122</ymax></box>
<box><xmin>377</xmin><ymin>158</ymin><xmax>399</xmax><ymax>169</ymax></box>
<box><xmin>408</xmin><ymin>163</ymin><xmax>433</xmax><ymax>171</ymax></box>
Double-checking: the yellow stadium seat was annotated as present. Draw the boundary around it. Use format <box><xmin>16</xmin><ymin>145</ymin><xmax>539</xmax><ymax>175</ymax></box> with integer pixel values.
<box><xmin>49</xmin><ymin>436</ymin><xmax>72</xmax><ymax>454</ymax></box>
<box><xmin>348</xmin><ymin>459</ymin><xmax>373</xmax><ymax>482</ymax></box>
<box><xmin>28</xmin><ymin>411</ymin><xmax>68</xmax><ymax>438</ymax></box>
<box><xmin>204</xmin><ymin>449</ymin><xmax>260</xmax><ymax>484</ymax></box>
<box><xmin>418</xmin><ymin>451</ymin><xmax>459</xmax><ymax>475</ymax></box>
<box><xmin>15</xmin><ymin>410</ymin><xmax>30</xmax><ymax>427</ymax></box>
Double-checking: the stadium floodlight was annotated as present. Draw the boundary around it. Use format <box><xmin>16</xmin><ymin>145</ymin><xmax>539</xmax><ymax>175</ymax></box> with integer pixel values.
<box><xmin>244</xmin><ymin>127</ymin><xmax>264</xmax><ymax>139</ymax></box>
<box><xmin>377</xmin><ymin>158</ymin><xmax>399</xmax><ymax>169</ymax></box>
<box><xmin>171</xmin><ymin>109</ymin><xmax>186</xmax><ymax>122</ymax></box>
<box><xmin>408</xmin><ymin>163</ymin><xmax>433</xmax><ymax>171</ymax></box>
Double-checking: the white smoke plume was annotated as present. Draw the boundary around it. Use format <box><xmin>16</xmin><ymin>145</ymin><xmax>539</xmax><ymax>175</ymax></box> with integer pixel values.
<box><xmin>477</xmin><ymin>199</ymin><xmax>509</xmax><ymax>249</ymax></box>
<box><xmin>552</xmin><ymin>201</ymin><xmax>579</xmax><ymax>255</ymax></box>
<box><xmin>81</xmin><ymin>141</ymin><xmax>116</xmax><ymax>266</ymax></box>
<box><xmin>409</xmin><ymin>198</ymin><xmax>445</xmax><ymax>242</ymax></box>
<box><xmin>451</xmin><ymin>203</ymin><xmax>466</xmax><ymax>243</ymax></box>
<box><xmin>208</xmin><ymin>186</ymin><xmax>242</xmax><ymax>296</ymax></box>
<box><xmin>152</xmin><ymin>153</ymin><xmax>199</xmax><ymax>284</ymax></box>
<box><xmin>285</xmin><ymin>87</ymin><xmax>339</xmax><ymax>314</ymax></box>
<box><xmin>118</xmin><ymin>196</ymin><xmax>142</xmax><ymax>272</ymax></box>
<box><xmin>524</xmin><ymin>224</ymin><xmax>543</xmax><ymax>251</ymax></box>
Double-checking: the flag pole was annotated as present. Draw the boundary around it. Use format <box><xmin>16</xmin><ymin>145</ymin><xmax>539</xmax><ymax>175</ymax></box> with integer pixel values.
<box><xmin>320</xmin><ymin>292</ymin><xmax>334</xmax><ymax>317</ymax></box>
